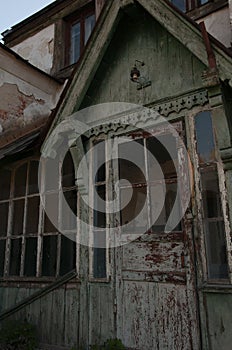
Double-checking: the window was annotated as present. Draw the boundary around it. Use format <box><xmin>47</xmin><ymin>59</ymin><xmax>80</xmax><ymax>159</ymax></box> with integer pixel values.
<box><xmin>65</xmin><ymin>4</ymin><xmax>95</xmax><ymax>66</ymax></box>
<box><xmin>195</xmin><ymin>111</ymin><xmax>229</xmax><ymax>280</ymax></box>
<box><xmin>169</xmin><ymin>0</ymin><xmax>210</xmax><ymax>12</ymax></box>
<box><xmin>170</xmin><ymin>0</ymin><xmax>187</xmax><ymax>12</ymax></box>
<box><xmin>89</xmin><ymin>123</ymin><xmax>185</xmax><ymax>279</ymax></box>
<box><xmin>0</xmin><ymin>152</ymin><xmax>77</xmax><ymax>279</ymax></box>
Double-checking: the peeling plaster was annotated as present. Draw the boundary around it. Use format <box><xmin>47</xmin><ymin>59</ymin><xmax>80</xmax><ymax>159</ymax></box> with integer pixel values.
<box><xmin>12</xmin><ymin>25</ymin><xmax>55</xmax><ymax>74</ymax></box>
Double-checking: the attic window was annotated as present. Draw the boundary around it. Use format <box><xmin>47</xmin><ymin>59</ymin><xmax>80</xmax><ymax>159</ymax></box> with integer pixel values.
<box><xmin>65</xmin><ymin>4</ymin><xmax>95</xmax><ymax>66</ymax></box>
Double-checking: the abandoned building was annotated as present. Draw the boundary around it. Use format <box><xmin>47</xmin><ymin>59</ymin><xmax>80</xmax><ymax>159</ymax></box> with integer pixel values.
<box><xmin>1</xmin><ymin>0</ymin><xmax>232</xmax><ymax>349</ymax></box>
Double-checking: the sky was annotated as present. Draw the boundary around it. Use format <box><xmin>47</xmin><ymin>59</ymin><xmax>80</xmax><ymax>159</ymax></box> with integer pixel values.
<box><xmin>0</xmin><ymin>0</ymin><xmax>55</xmax><ymax>40</ymax></box>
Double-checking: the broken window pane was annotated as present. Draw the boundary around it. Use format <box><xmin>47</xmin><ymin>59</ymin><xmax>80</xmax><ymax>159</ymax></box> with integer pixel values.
<box><xmin>0</xmin><ymin>169</ymin><xmax>11</xmax><ymax>200</ymax></box>
<box><xmin>0</xmin><ymin>240</ymin><xmax>5</xmax><ymax>276</ymax></box>
<box><xmin>28</xmin><ymin>160</ymin><xmax>39</xmax><ymax>194</ymax></box>
<box><xmin>195</xmin><ymin>112</ymin><xmax>215</xmax><ymax>164</ymax></box>
<box><xmin>0</xmin><ymin>202</ymin><xmax>9</xmax><ymax>237</ymax></box>
<box><xmin>14</xmin><ymin>163</ymin><xmax>27</xmax><ymax>197</ymax></box>
<box><xmin>26</xmin><ymin>196</ymin><xmax>40</xmax><ymax>234</ymax></box>
<box><xmin>60</xmin><ymin>235</ymin><xmax>76</xmax><ymax>275</ymax></box>
<box><xmin>93</xmin><ymin>231</ymin><xmax>106</xmax><ymax>278</ymax></box>
<box><xmin>9</xmin><ymin>238</ymin><xmax>21</xmax><ymax>276</ymax></box>
<box><xmin>24</xmin><ymin>238</ymin><xmax>37</xmax><ymax>277</ymax></box>
<box><xmin>12</xmin><ymin>199</ymin><xmax>24</xmax><ymax>235</ymax></box>
<box><xmin>42</xmin><ymin>235</ymin><xmax>57</xmax><ymax>276</ymax></box>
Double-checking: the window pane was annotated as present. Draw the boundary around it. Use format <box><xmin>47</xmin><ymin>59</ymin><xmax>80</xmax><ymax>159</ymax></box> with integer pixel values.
<box><xmin>93</xmin><ymin>231</ymin><xmax>106</xmax><ymax>278</ymax></box>
<box><xmin>14</xmin><ymin>163</ymin><xmax>27</xmax><ymax>197</ymax></box>
<box><xmin>201</xmin><ymin>169</ymin><xmax>222</xmax><ymax>218</ymax></box>
<box><xmin>42</xmin><ymin>235</ymin><xmax>57</xmax><ymax>276</ymax></box>
<box><xmin>170</xmin><ymin>0</ymin><xmax>186</xmax><ymax>12</ymax></box>
<box><xmin>146</xmin><ymin>134</ymin><xmax>177</xmax><ymax>180</ymax></box>
<box><xmin>44</xmin><ymin>193</ymin><xmax>59</xmax><ymax>233</ymax></box>
<box><xmin>62</xmin><ymin>151</ymin><xmax>75</xmax><ymax>188</ymax></box>
<box><xmin>0</xmin><ymin>169</ymin><xmax>11</xmax><ymax>200</ymax></box>
<box><xmin>120</xmin><ymin>186</ymin><xmax>147</xmax><ymax>233</ymax></box>
<box><xmin>9</xmin><ymin>238</ymin><xmax>21</xmax><ymax>276</ymax></box>
<box><xmin>12</xmin><ymin>199</ymin><xmax>24</xmax><ymax>235</ymax></box>
<box><xmin>93</xmin><ymin>185</ymin><xmax>106</xmax><ymax>228</ymax></box>
<box><xmin>195</xmin><ymin>112</ymin><xmax>215</xmax><ymax>164</ymax></box>
<box><xmin>85</xmin><ymin>14</ymin><xmax>95</xmax><ymax>44</ymax></box>
<box><xmin>28</xmin><ymin>160</ymin><xmax>39</xmax><ymax>194</ymax></box>
<box><xmin>94</xmin><ymin>141</ymin><xmax>105</xmax><ymax>183</ymax></box>
<box><xmin>0</xmin><ymin>240</ymin><xmax>5</xmax><ymax>276</ymax></box>
<box><xmin>60</xmin><ymin>235</ymin><xmax>76</xmax><ymax>276</ymax></box>
<box><xmin>0</xmin><ymin>202</ymin><xmax>9</xmax><ymax>237</ymax></box>
<box><xmin>63</xmin><ymin>190</ymin><xmax>77</xmax><ymax>230</ymax></box>
<box><xmin>24</xmin><ymin>238</ymin><xmax>37</xmax><ymax>277</ymax></box>
<box><xmin>26</xmin><ymin>196</ymin><xmax>40</xmax><ymax>234</ymax></box>
<box><xmin>44</xmin><ymin>159</ymin><xmax>59</xmax><ymax>192</ymax></box>
<box><xmin>206</xmin><ymin>221</ymin><xmax>229</xmax><ymax>279</ymax></box>
<box><xmin>70</xmin><ymin>22</ymin><xmax>81</xmax><ymax>64</ymax></box>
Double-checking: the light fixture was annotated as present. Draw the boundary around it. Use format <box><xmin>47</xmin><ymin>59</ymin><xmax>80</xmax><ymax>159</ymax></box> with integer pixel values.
<box><xmin>130</xmin><ymin>60</ymin><xmax>151</xmax><ymax>89</ymax></box>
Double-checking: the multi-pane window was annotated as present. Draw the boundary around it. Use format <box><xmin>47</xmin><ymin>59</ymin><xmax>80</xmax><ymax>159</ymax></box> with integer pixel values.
<box><xmin>65</xmin><ymin>4</ymin><xmax>95</xmax><ymax>65</ymax></box>
<box><xmin>169</xmin><ymin>0</ymin><xmax>210</xmax><ymax>12</ymax></box>
<box><xmin>194</xmin><ymin>111</ymin><xmax>229</xmax><ymax>280</ymax></box>
<box><xmin>0</xmin><ymin>152</ymin><xmax>77</xmax><ymax>279</ymax></box>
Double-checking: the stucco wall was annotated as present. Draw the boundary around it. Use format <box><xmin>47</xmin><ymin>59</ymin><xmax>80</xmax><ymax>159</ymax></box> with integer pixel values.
<box><xmin>12</xmin><ymin>25</ymin><xmax>55</xmax><ymax>74</ymax></box>
<box><xmin>196</xmin><ymin>7</ymin><xmax>232</xmax><ymax>48</ymax></box>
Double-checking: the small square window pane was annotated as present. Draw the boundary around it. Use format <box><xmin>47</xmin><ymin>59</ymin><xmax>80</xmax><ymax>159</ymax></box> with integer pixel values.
<box><xmin>0</xmin><ymin>240</ymin><xmax>5</xmax><ymax>277</ymax></box>
<box><xmin>0</xmin><ymin>169</ymin><xmax>11</xmax><ymax>200</ymax></box>
<box><xmin>9</xmin><ymin>238</ymin><xmax>21</xmax><ymax>276</ymax></box>
<box><xmin>24</xmin><ymin>238</ymin><xmax>37</xmax><ymax>277</ymax></box>
<box><xmin>12</xmin><ymin>199</ymin><xmax>24</xmax><ymax>235</ymax></box>
<box><xmin>0</xmin><ymin>202</ymin><xmax>9</xmax><ymax>237</ymax></box>
<box><xmin>42</xmin><ymin>235</ymin><xmax>57</xmax><ymax>276</ymax></box>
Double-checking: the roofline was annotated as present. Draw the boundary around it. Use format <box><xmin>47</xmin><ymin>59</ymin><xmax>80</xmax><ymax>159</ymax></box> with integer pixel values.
<box><xmin>39</xmin><ymin>0</ymin><xmax>232</xmax><ymax>148</ymax></box>
<box><xmin>0</xmin><ymin>42</ymin><xmax>62</xmax><ymax>84</ymax></box>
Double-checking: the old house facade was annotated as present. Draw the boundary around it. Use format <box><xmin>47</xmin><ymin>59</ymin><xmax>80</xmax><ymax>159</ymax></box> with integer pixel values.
<box><xmin>1</xmin><ymin>0</ymin><xmax>232</xmax><ymax>349</ymax></box>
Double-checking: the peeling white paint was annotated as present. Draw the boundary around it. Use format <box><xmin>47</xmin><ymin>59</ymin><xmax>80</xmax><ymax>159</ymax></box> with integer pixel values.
<box><xmin>23</xmin><ymin>102</ymin><xmax>51</xmax><ymax>121</ymax></box>
<box><xmin>12</xmin><ymin>25</ymin><xmax>55</xmax><ymax>74</ymax></box>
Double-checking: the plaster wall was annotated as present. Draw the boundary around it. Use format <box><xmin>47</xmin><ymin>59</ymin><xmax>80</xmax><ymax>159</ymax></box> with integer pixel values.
<box><xmin>11</xmin><ymin>25</ymin><xmax>55</xmax><ymax>74</ymax></box>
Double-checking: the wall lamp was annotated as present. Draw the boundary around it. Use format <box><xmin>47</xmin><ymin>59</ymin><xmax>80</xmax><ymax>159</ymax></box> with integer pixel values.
<box><xmin>130</xmin><ymin>60</ymin><xmax>151</xmax><ymax>89</ymax></box>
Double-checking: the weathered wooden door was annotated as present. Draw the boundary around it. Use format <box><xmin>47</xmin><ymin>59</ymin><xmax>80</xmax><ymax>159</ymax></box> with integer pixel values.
<box><xmin>112</xmin><ymin>122</ymin><xmax>201</xmax><ymax>349</ymax></box>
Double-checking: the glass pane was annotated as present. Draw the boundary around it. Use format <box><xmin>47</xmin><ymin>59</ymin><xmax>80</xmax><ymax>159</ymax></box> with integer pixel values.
<box><xmin>146</xmin><ymin>134</ymin><xmax>177</xmax><ymax>180</ymax></box>
<box><xmin>93</xmin><ymin>185</ymin><xmax>106</xmax><ymax>228</ymax></box>
<box><xmin>62</xmin><ymin>151</ymin><xmax>75</xmax><ymax>188</ymax></box>
<box><xmin>26</xmin><ymin>196</ymin><xmax>40</xmax><ymax>234</ymax></box>
<box><xmin>9</xmin><ymin>238</ymin><xmax>21</xmax><ymax>276</ymax></box>
<box><xmin>120</xmin><ymin>186</ymin><xmax>147</xmax><ymax>233</ymax></box>
<box><xmin>0</xmin><ymin>240</ymin><xmax>5</xmax><ymax>277</ymax></box>
<box><xmin>195</xmin><ymin>111</ymin><xmax>215</xmax><ymax>164</ymax></box>
<box><xmin>0</xmin><ymin>169</ymin><xmax>11</xmax><ymax>200</ymax></box>
<box><xmin>14</xmin><ymin>163</ymin><xmax>27</xmax><ymax>197</ymax></box>
<box><xmin>12</xmin><ymin>199</ymin><xmax>24</xmax><ymax>235</ymax></box>
<box><xmin>28</xmin><ymin>160</ymin><xmax>39</xmax><ymax>194</ymax></box>
<box><xmin>0</xmin><ymin>202</ymin><xmax>9</xmax><ymax>237</ymax></box>
<box><xmin>60</xmin><ymin>235</ymin><xmax>76</xmax><ymax>276</ymax></box>
<box><xmin>70</xmin><ymin>22</ymin><xmax>81</xmax><ymax>64</ymax></box>
<box><xmin>171</xmin><ymin>0</ymin><xmax>186</xmax><ymax>12</ymax></box>
<box><xmin>151</xmin><ymin>182</ymin><xmax>181</xmax><ymax>232</ymax></box>
<box><xmin>24</xmin><ymin>238</ymin><xmax>37</xmax><ymax>277</ymax></box>
<box><xmin>93</xmin><ymin>231</ymin><xmax>106</xmax><ymax>278</ymax></box>
<box><xmin>63</xmin><ymin>190</ymin><xmax>77</xmax><ymax>230</ymax></box>
<box><xmin>84</xmin><ymin>14</ymin><xmax>95</xmax><ymax>44</ymax></box>
<box><xmin>44</xmin><ymin>193</ymin><xmax>59</xmax><ymax>233</ymax></box>
<box><xmin>206</xmin><ymin>221</ymin><xmax>229</xmax><ymax>279</ymax></box>
<box><xmin>119</xmin><ymin>139</ymin><xmax>145</xmax><ymax>185</ymax></box>
<box><xmin>44</xmin><ymin>159</ymin><xmax>59</xmax><ymax>192</ymax></box>
<box><xmin>42</xmin><ymin>235</ymin><xmax>57</xmax><ymax>276</ymax></box>
<box><xmin>94</xmin><ymin>141</ymin><xmax>105</xmax><ymax>183</ymax></box>
<box><xmin>201</xmin><ymin>169</ymin><xmax>222</xmax><ymax>218</ymax></box>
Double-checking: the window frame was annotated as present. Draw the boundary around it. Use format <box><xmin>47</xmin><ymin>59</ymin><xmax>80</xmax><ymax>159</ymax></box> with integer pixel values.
<box><xmin>64</xmin><ymin>2</ymin><xmax>95</xmax><ymax>67</ymax></box>
<box><xmin>0</xmin><ymin>153</ymin><xmax>79</xmax><ymax>282</ymax></box>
